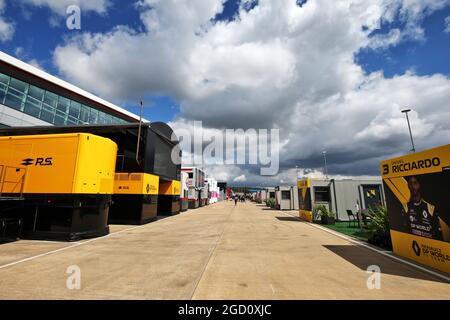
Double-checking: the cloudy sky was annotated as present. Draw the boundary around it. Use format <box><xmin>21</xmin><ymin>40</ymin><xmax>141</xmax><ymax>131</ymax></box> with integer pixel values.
<box><xmin>1</xmin><ymin>0</ymin><xmax>450</xmax><ymax>185</ymax></box>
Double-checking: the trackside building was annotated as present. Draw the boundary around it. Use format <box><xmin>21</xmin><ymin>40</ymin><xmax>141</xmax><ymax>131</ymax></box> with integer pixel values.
<box><xmin>0</xmin><ymin>51</ymin><xmax>142</xmax><ymax>128</ymax></box>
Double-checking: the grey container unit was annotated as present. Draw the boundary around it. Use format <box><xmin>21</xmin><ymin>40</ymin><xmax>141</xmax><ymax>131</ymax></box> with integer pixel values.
<box><xmin>306</xmin><ymin>179</ymin><xmax>385</xmax><ymax>221</ymax></box>
<box><xmin>275</xmin><ymin>186</ymin><xmax>299</xmax><ymax>210</ymax></box>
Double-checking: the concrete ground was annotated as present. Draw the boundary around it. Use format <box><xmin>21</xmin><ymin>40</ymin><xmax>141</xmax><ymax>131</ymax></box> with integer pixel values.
<box><xmin>0</xmin><ymin>201</ymin><xmax>448</xmax><ymax>299</ymax></box>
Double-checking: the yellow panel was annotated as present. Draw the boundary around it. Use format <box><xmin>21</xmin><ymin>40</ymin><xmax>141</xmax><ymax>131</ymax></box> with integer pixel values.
<box><xmin>0</xmin><ymin>134</ymin><xmax>79</xmax><ymax>194</ymax></box>
<box><xmin>391</xmin><ymin>230</ymin><xmax>450</xmax><ymax>274</ymax></box>
<box><xmin>114</xmin><ymin>173</ymin><xmax>159</xmax><ymax>195</ymax></box>
<box><xmin>73</xmin><ymin>134</ymin><xmax>117</xmax><ymax>194</ymax></box>
<box><xmin>298</xmin><ymin>179</ymin><xmax>312</xmax><ymax>221</ymax></box>
<box><xmin>159</xmin><ymin>180</ymin><xmax>181</xmax><ymax>195</ymax></box>
<box><xmin>381</xmin><ymin>144</ymin><xmax>450</xmax><ymax>178</ymax></box>
<box><xmin>299</xmin><ymin>209</ymin><xmax>313</xmax><ymax>222</ymax></box>
<box><xmin>0</xmin><ymin>133</ymin><xmax>117</xmax><ymax>195</ymax></box>
<box><xmin>297</xmin><ymin>178</ymin><xmax>310</xmax><ymax>188</ymax></box>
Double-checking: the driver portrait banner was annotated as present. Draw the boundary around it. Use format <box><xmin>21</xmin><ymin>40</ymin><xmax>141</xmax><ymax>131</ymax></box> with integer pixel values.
<box><xmin>380</xmin><ymin>144</ymin><xmax>450</xmax><ymax>274</ymax></box>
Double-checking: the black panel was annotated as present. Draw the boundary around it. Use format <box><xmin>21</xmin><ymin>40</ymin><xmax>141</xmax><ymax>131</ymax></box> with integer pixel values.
<box><xmin>158</xmin><ymin>195</ymin><xmax>180</xmax><ymax>216</ymax></box>
<box><xmin>181</xmin><ymin>199</ymin><xmax>189</xmax><ymax>212</ymax></box>
<box><xmin>109</xmin><ymin>194</ymin><xmax>158</xmax><ymax>224</ymax></box>
<box><xmin>0</xmin><ymin>194</ymin><xmax>111</xmax><ymax>241</ymax></box>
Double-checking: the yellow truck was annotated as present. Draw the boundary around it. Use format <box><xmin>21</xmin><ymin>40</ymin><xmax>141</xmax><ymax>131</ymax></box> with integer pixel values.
<box><xmin>0</xmin><ymin>133</ymin><xmax>117</xmax><ymax>241</ymax></box>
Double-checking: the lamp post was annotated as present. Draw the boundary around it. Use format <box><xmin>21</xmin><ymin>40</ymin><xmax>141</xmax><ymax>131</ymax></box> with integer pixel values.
<box><xmin>322</xmin><ymin>150</ymin><xmax>328</xmax><ymax>179</ymax></box>
<box><xmin>401</xmin><ymin>108</ymin><xmax>416</xmax><ymax>153</ymax></box>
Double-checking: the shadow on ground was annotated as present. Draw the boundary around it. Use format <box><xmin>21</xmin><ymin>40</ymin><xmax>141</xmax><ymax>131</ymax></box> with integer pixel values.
<box><xmin>323</xmin><ymin>245</ymin><xmax>448</xmax><ymax>284</ymax></box>
<box><xmin>0</xmin><ymin>239</ymin><xmax>18</xmax><ymax>245</ymax></box>
<box><xmin>276</xmin><ymin>216</ymin><xmax>301</xmax><ymax>222</ymax></box>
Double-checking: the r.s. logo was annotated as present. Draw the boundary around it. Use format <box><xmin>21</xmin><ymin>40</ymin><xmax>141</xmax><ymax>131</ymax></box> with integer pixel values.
<box><xmin>21</xmin><ymin>157</ymin><xmax>53</xmax><ymax>166</ymax></box>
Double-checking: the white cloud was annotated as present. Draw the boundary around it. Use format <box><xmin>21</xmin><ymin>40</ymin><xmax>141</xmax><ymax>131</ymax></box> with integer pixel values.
<box><xmin>51</xmin><ymin>0</ymin><xmax>450</xmax><ymax>184</ymax></box>
<box><xmin>0</xmin><ymin>0</ymin><xmax>14</xmax><ymax>41</ymax></box>
<box><xmin>379</xmin><ymin>0</ymin><xmax>450</xmax><ymax>44</ymax></box>
<box><xmin>16</xmin><ymin>0</ymin><xmax>111</xmax><ymax>15</ymax></box>
<box><xmin>28</xmin><ymin>58</ymin><xmax>44</xmax><ymax>70</ymax></box>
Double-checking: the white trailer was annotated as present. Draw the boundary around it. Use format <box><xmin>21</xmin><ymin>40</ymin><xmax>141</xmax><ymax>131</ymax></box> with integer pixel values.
<box><xmin>181</xmin><ymin>167</ymin><xmax>206</xmax><ymax>209</ymax></box>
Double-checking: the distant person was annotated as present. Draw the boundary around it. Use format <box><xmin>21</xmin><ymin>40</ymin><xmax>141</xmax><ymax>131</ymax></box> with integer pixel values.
<box><xmin>234</xmin><ymin>195</ymin><xmax>238</xmax><ymax>206</ymax></box>
<box><xmin>404</xmin><ymin>176</ymin><xmax>442</xmax><ymax>240</ymax></box>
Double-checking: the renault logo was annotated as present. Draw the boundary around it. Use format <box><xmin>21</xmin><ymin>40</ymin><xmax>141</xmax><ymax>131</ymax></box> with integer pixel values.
<box><xmin>21</xmin><ymin>158</ymin><xmax>34</xmax><ymax>166</ymax></box>
<box><xmin>412</xmin><ymin>240</ymin><xmax>421</xmax><ymax>256</ymax></box>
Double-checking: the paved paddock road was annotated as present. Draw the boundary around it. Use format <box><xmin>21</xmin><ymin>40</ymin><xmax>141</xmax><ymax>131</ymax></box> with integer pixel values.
<box><xmin>0</xmin><ymin>201</ymin><xmax>448</xmax><ymax>299</ymax></box>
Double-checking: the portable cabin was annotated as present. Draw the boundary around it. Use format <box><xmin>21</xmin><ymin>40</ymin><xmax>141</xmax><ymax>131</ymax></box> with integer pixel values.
<box><xmin>207</xmin><ymin>178</ymin><xmax>218</xmax><ymax>204</ymax></box>
<box><xmin>275</xmin><ymin>186</ymin><xmax>299</xmax><ymax>210</ymax></box>
<box><xmin>217</xmin><ymin>181</ymin><xmax>227</xmax><ymax>201</ymax></box>
<box><xmin>202</xmin><ymin>179</ymin><xmax>209</xmax><ymax>206</ymax></box>
<box><xmin>297</xmin><ymin>178</ymin><xmax>385</xmax><ymax>222</ymax></box>
<box><xmin>181</xmin><ymin>167</ymin><xmax>205</xmax><ymax>209</ymax></box>
<box><xmin>180</xmin><ymin>171</ymin><xmax>189</xmax><ymax>212</ymax></box>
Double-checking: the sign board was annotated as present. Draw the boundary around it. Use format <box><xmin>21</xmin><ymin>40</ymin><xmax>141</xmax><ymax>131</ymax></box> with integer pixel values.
<box><xmin>380</xmin><ymin>144</ymin><xmax>450</xmax><ymax>274</ymax></box>
<box><xmin>297</xmin><ymin>178</ymin><xmax>313</xmax><ymax>222</ymax></box>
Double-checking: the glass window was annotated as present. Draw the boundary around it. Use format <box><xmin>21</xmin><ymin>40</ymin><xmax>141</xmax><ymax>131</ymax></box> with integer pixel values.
<box><xmin>54</xmin><ymin>109</ymin><xmax>67</xmax><ymax>125</ymax></box>
<box><xmin>104</xmin><ymin>114</ymin><xmax>113</xmax><ymax>124</ymax></box>
<box><xmin>40</xmin><ymin>104</ymin><xmax>55</xmax><ymax>123</ymax></box>
<box><xmin>23</xmin><ymin>96</ymin><xmax>42</xmax><ymax>118</ymax></box>
<box><xmin>28</xmin><ymin>85</ymin><xmax>44</xmax><ymax>100</ymax></box>
<box><xmin>4</xmin><ymin>78</ymin><xmax>28</xmax><ymax>111</ymax></box>
<box><xmin>0</xmin><ymin>73</ymin><xmax>10</xmax><ymax>103</ymax></box>
<box><xmin>43</xmin><ymin>91</ymin><xmax>58</xmax><ymax>109</ymax></box>
<box><xmin>0</xmin><ymin>72</ymin><xmax>130</xmax><ymax>125</ymax></box>
<box><xmin>69</xmin><ymin>101</ymin><xmax>81</xmax><ymax>118</ymax></box>
<box><xmin>9</xmin><ymin>77</ymin><xmax>28</xmax><ymax>93</ymax></box>
<box><xmin>0</xmin><ymin>73</ymin><xmax>9</xmax><ymax>86</ymax></box>
<box><xmin>79</xmin><ymin>105</ymin><xmax>90</xmax><ymax>123</ymax></box>
<box><xmin>89</xmin><ymin>108</ymin><xmax>98</xmax><ymax>123</ymax></box>
<box><xmin>0</xmin><ymin>83</ymin><xmax>6</xmax><ymax>104</ymax></box>
<box><xmin>24</xmin><ymin>85</ymin><xmax>44</xmax><ymax>118</ymax></box>
<box><xmin>98</xmin><ymin>111</ymin><xmax>107</xmax><ymax>124</ymax></box>
<box><xmin>57</xmin><ymin>96</ymin><xmax>70</xmax><ymax>113</ymax></box>
<box><xmin>281</xmin><ymin>190</ymin><xmax>291</xmax><ymax>200</ymax></box>
<box><xmin>66</xmin><ymin>115</ymin><xmax>78</xmax><ymax>125</ymax></box>
<box><xmin>314</xmin><ymin>186</ymin><xmax>330</xmax><ymax>202</ymax></box>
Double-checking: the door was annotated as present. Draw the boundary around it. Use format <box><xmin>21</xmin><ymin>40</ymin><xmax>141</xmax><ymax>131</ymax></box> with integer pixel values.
<box><xmin>1</xmin><ymin>144</ymin><xmax>31</xmax><ymax>194</ymax></box>
<box><xmin>362</xmin><ymin>185</ymin><xmax>382</xmax><ymax>210</ymax></box>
